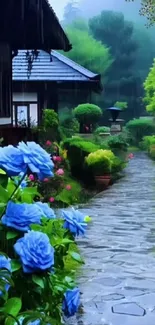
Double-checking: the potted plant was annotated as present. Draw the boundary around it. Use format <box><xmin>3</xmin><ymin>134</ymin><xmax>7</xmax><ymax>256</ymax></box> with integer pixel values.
<box><xmin>73</xmin><ymin>103</ymin><xmax>102</xmax><ymax>135</ymax></box>
<box><xmin>85</xmin><ymin>149</ymin><xmax>114</xmax><ymax>187</ymax></box>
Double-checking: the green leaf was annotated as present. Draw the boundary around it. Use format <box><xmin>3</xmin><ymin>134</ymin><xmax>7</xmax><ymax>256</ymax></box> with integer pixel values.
<box><xmin>0</xmin><ymin>169</ymin><xmax>6</xmax><ymax>174</ymax></box>
<box><xmin>21</xmin><ymin>187</ymin><xmax>40</xmax><ymax>203</ymax></box>
<box><xmin>62</xmin><ymin>238</ymin><xmax>73</xmax><ymax>244</ymax></box>
<box><xmin>6</xmin><ymin>231</ymin><xmax>18</xmax><ymax>240</ymax></box>
<box><xmin>11</xmin><ymin>260</ymin><xmax>21</xmax><ymax>272</ymax></box>
<box><xmin>32</xmin><ymin>275</ymin><xmax>45</xmax><ymax>289</ymax></box>
<box><xmin>69</xmin><ymin>251</ymin><xmax>84</xmax><ymax>264</ymax></box>
<box><xmin>0</xmin><ymin>175</ymin><xmax>8</xmax><ymax>189</ymax></box>
<box><xmin>0</xmin><ymin>203</ymin><xmax>6</xmax><ymax>208</ymax></box>
<box><xmin>4</xmin><ymin>297</ymin><xmax>22</xmax><ymax>317</ymax></box>
<box><xmin>64</xmin><ymin>276</ymin><xmax>73</xmax><ymax>284</ymax></box>
<box><xmin>7</xmin><ymin>180</ymin><xmax>16</xmax><ymax>197</ymax></box>
<box><xmin>0</xmin><ymin>185</ymin><xmax>9</xmax><ymax>203</ymax></box>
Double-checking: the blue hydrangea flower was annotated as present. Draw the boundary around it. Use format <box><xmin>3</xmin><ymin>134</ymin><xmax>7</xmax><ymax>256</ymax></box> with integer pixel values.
<box><xmin>2</xmin><ymin>201</ymin><xmax>44</xmax><ymax>232</ymax></box>
<box><xmin>35</xmin><ymin>202</ymin><xmax>56</xmax><ymax>219</ymax></box>
<box><xmin>18</xmin><ymin>142</ymin><xmax>54</xmax><ymax>180</ymax></box>
<box><xmin>14</xmin><ymin>231</ymin><xmax>55</xmax><ymax>273</ymax></box>
<box><xmin>0</xmin><ymin>145</ymin><xmax>27</xmax><ymax>176</ymax></box>
<box><xmin>62</xmin><ymin>288</ymin><xmax>80</xmax><ymax>317</ymax></box>
<box><xmin>62</xmin><ymin>208</ymin><xmax>87</xmax><ymax>236</ymax></box>
<box><xmin>0</xmin><ymin>255</ymin><xmax>12</xmax><ymax>296</ymax></box>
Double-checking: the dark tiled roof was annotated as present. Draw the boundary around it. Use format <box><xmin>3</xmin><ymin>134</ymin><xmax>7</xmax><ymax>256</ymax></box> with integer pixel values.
<box><xmin>13</xmin><ymin>50</ymin><xmax>102</xmax><ymax>86</ymax></box>
<box><xmin>0</xmin><ymin>0</ymin><xmax>71</xmax><ymax>51</ymax></box>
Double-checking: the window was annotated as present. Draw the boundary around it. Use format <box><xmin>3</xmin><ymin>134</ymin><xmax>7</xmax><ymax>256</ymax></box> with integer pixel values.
<box><xmin>13</xmin><ymin>93</ymin><xmax>38</xmax><ymax>127</ymax></box>
<box><xmin>13</xmin><ymin>103</ymin><xmax>38</xmax><ymax>127</ymax></box>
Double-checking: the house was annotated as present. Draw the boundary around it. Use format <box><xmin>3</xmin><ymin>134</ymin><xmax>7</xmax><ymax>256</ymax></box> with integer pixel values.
<box><xmin>0</xmin><ymin>0</ymin><xmax>71</xmax><ymax>127</ymax></box>
<box><xmin>12</xmin><ymin>50</ymin><xmax>102</xmax><ymax>127</ymax></box>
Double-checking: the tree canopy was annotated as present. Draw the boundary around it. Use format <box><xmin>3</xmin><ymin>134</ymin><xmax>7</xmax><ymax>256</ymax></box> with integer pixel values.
<box><xmin>64</xmin><ymin>25</ymin><xmax>113</xmax><ymax>75</ymax></box>
<box><xmin>89</xmin><ymin>10</ymin><xmax>141</xmax><ymax>118</ymax></box>
<box><xmin>143</xmin><ymin>59</ymin><xmax>155</xmax><ymax>113</ymax></box>
<box><xmin>126</xmin><ymin>0</ymin><xmax>155</xmax><ymax>25</ymax></box>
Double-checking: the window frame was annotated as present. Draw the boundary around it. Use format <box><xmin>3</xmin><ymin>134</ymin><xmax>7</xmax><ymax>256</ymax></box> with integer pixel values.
<box><xmin>13</xmin><ymin>101</ymin><xmax>38</xmax><ymax>127</ymax></box>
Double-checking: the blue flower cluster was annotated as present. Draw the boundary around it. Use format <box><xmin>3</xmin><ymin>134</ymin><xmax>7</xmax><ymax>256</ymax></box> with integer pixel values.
<box><xmin>62</xmin><ymin>208</ymin><xmax>87</xmax><ymax>236</ymax></box>
<box><xmin>2</xmin><ymin>201</ymin><xmax>55</xmax><ymax>232</ymax></box>
<box><xmin>14</xmin><ymin>231</ymin><xmax>54</xmax><ymax>273</ymax></box>
<box><xmin>0</xmin><ymin>141</ymin><xmax>89</xmax><ymax>322</ymax></box>
<box><xmin>62</xmin><ymin>288</ymin><xmax>80</xmax><ymax>317</ymax></box>
<box><xmin>0</xmin><ymin>141</ymin><xmax>54</xmax><ymax>180</ymax></box>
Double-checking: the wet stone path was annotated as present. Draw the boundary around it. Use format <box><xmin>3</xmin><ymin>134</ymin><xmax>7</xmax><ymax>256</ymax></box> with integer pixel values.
<box><xmin>69</xmin><ymin>153</ymin><xmax>155</xmax><ymax>325</ymax></box>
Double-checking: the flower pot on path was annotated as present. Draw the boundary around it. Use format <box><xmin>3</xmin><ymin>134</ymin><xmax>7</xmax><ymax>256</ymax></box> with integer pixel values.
<box><xmin>95</xmin><ymin>175</ymin><xmax>111</xmax><ymax>188</ymax></box>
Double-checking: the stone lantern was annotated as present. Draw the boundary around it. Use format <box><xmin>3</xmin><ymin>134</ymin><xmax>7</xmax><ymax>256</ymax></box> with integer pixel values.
<box><xmin>107</xmin><ymin>107</ymin><xmax>124</xmax><ymax>135</ymax></box>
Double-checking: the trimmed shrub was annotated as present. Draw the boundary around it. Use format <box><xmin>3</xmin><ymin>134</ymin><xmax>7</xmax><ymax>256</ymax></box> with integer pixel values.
<box><xmin>106</xmin><ymin>134</ymin><xmax>128</xmax><ymax>152</ymax></box>
<box><xmin>42</xmin><ymin>109</ymin><xmax>59</xmax><ymax>130</ymax></box>
<box><xmin>86</xmin><ymin>150</ymin><xmax>111</xmax><ymax>176</ymax></box>
<box><xmin>62</xmin><ymin>137</ymin><xmax>99</xmax><ymax>166</ymax></box>
<box><xmin>62</xmin><ymin>137</ymin><xmax>99</xmax><ymax>183</ymax></box>
<box><xmin>73</xmin><ymin>103</ymin><xmax>102</xmax><ymax>124</ymax></box>
<box><xmin>94</xmin><ymin>126</ymin><xmax>110</xmax><ymax>134</ymax></box>
<box><xmin>149</xmin><ymin>145</ymin><xmax>155</xmax><ymax>159</ymax></box>
<box><xmin>126</xmin><ymin>118</ymin><xmax>155</xmax><ymax>145</ymax></box>
<box><xmin>141</xmin><ymin>135</ymin><xmax>155</xmax><ymax>151</ymax></box>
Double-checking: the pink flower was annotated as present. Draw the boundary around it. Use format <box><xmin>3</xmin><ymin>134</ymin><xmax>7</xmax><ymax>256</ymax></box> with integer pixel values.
<box><xmin>53</xmin><ymin>156</ymin><xmax>62</xmax><ymax>162</ymax></box>
<box><xmin>56</xmin><ymin>168</ymin><xmax>64</xmax><ymax>176</ymax></box>
<box><xmin>128</xmin><ymin>153</ymin><xmax>134</xmax><ymax>159</ymax></box>
<box><xmin>49</xmin><ymin>197</ymin><xmax>55</xmax><ymax>203</ymax></box>
<box><xmin>66</xmin><ymin>184</ymin><xmax>72</xmax><ymax>191</ymax></box>
<box><xmin>29</xmin><ymin>174</ymin><xmax>35</xmax><ymax>181</ymax></box>
<box><xmin>43</xmin><ymin>178</ymin><xmax>49</xmax><ymax>182</ymax></box>
<box><xmin>46</xmin><ymin>140</ymin><xmax>52</xmax><ymax>146</ymax></box>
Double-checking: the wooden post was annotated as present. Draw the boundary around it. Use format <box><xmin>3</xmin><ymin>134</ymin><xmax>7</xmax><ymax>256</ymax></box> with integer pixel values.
<box><xmin>0</xmin><ymin>43</ymin><xmax>12</xmax><ymax>124</ymax></box>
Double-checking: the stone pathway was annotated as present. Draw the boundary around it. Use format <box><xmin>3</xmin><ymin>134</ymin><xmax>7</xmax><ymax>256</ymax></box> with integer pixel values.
<box><xmin>69</xmin><ymin>153</ymin><xmax>155</xmax><ymax>325</ymax></box>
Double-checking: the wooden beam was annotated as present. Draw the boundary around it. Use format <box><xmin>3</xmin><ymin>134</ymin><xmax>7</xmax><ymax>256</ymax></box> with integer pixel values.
<box><xmin>0</xmin><ymin>43</ymin><xmax>12</xmax><ymax>122</ymax></box>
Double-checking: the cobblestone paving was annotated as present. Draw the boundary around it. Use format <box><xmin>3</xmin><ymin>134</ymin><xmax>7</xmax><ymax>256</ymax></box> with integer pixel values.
<box><xmin>68</xmin><ymin>153</ymin><xmax>155</xmax><ymax>325</ymax></box>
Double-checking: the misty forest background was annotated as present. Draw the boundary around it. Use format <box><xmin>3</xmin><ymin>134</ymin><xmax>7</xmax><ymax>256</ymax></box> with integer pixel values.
<box><xmin>60</xmin><ymin>0</ymin><xmax>155</xmax><ymax>122</ymax></box>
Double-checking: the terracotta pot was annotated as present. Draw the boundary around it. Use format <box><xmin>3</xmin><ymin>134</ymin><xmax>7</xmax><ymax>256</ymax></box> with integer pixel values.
<box><xmin>95</xmin><ymin>175</ymin><xmax>111</xmax><ymax>187</ymax></box>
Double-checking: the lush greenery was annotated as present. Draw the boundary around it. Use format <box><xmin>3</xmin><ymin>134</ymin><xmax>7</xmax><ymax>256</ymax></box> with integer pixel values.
<box><xmin>62</xmin><ymin>134</ymin><xmax>127</xmax><ymax>184</ymax></box>
<box><xmin>64</xmin><ymin>24</ymin><xmax>113</xmax><ymax>74</ymax></box>
<box><xmin>114</xmin><ymin>101</ymin><xmax>128</xmax><ymax>110</ymax></box>
<box><xmin>59</xmin><ymin>108</ymin><xmax>80</xmax><ymax>138</ymax></box>
<box><xmin>94</xmin><ymin>126</ymin><xmax>110</xmax><ymax>134</ymax></box>
<box><xmin>63</xmin><ymin>0</ymin><xmax>155</xmax><ymax>121</ymax></box>
<box><xmin>143</xmin><ymin>59</ymin><xmax>155</xmax><ymax>114</ymax></box>
<box><xmin>85</xmin><ymin>149</ymin><xmax>114</xmax><ymax>176</ymax></box>
<box><xmin>141</xmin><ymin>135</ymin><xmax>155</xmax><ymax>159</ymax></box>
<box><xmin>73</xmin><ymin>103</ymin><xmax>102</xmax><ymax>126</ymax></box>
<box><xmin>126</xmin><ymin>118</ymin><xmax>155</xmax><ymax>145</ymax></box>
<box><xmin>126</xmin><ymin>0</ymin><xmax>155</xmax><ymax>26</ymax></box>
<box><xmin>0</xmin><ymin>141</ymin><xmax>92</xmax><ymax>325</ymax></box>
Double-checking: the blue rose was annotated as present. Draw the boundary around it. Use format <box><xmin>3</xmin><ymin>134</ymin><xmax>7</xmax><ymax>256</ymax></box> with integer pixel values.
<box><xmin>14</xmin><ymin>230</ymin><xmax>54</xmax><ymax>273</ymax></box>
<box><xmin>0</xmin><ymin>255</ymin><xmax>12</xmax><ymax>296</ymax></box>
<box><xmin>62</xmin><ymin>288</ymin><xmax>80</xmax><ymax>317</ymax></box>
<box><xmin>62</xmin><ymin>208</ymin><xmax>87</xmax><ymax>236</ymax></box>
<box><xmin>2</xmin><ymin>201</ymin><xmax>44</xmax><ymax>232</ymax></box>
<box><xmin>0</xmin><ymin>145</ymin><xmax>26</xmax><ymax>176</ymax></box>
<box><xmin>18</xmin><ymin>142</ymin><xmax>54</xmax><ymax>180</ymax></box>
<box><xmin>35</xmin><ymin>202</ymin><xmax>56</xmax><ymax>219</ymax></box>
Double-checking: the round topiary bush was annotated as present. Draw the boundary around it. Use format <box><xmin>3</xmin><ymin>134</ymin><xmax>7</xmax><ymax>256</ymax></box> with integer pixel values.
<box><xmin>94</xmin><ymin>126</ymin><xmax>110</xmax><ymax>134</ymax></box>
<box><xmin>73</xmin><ymin>103</ymin><xmax>102</xmax><ymax>124</ymax></box>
